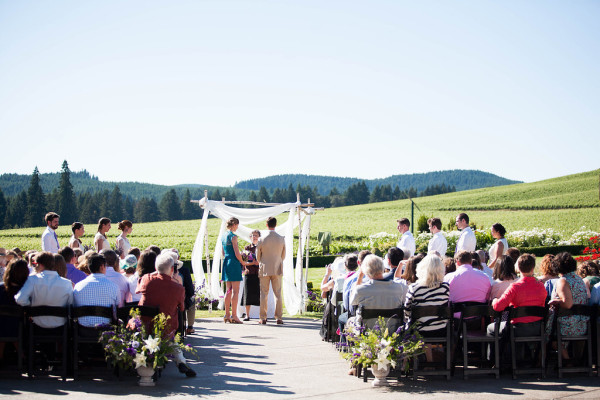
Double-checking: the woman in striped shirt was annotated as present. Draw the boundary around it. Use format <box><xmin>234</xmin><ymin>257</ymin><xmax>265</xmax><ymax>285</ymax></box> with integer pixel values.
<box><xmin>404</xmin><ymin>254</ymin><xmax>450</xmax><ymax>336</ymax></box>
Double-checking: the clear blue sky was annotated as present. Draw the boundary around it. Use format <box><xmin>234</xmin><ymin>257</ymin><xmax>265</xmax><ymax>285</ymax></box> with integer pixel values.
<box><xmin>1</xmin><ymin>1</ymin><xmax>598</xmax><ymax>187</ymax></box>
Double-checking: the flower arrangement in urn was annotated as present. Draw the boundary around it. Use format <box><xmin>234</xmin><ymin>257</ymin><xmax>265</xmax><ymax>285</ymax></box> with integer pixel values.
<box><xmin>99</xmin><ymin>308</ymin><xmax>196</xmax><ymax>385</ymax></box>
<box><xmin>342</xmin><ymin>316</ymin><xmax>424</xmax><ymax>386</ymax></box>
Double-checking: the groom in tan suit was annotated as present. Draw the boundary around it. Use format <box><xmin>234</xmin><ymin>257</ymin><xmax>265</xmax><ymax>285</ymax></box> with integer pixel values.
<box><xmin>256</xmin><ymin>217</ymin><xmax>286</xmax><ymax>324</ymax></box>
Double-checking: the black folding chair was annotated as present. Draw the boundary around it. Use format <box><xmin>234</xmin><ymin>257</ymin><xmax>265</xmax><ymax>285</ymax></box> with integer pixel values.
<box><xmin>595</xmin><ymin>305</ymin><xmax>600</xmax><ymax>377</ymax></box>
<box><xmin>26</xmin><ymin>306</ymin><xmax>69</xmax><ymax>380</ymax></box>
<box><xmin>555</xmin><ymin>304</ymin><xmax>594</xmax><ymax>378</ymax></box>
<box><xmin>0</xmin><ymin>305</ymin><xmax>25</xmax><ymax>372</ymax></box>
<box><xmin>507</xmin><ymin>306</ymin><xmax>547</xmax><ymax>379</ymax></box>
<box><xmin>457</xmin><ymin>304</ymin><xmax>500</xmax><ymax>380</ymax></box>
<box><xmin>409</xmin><ymin>305</ymin><xmax>453</xmax><ymax>381</ymax></box>
<box><xmin>356</xmin><ymin>306</ymin><xmax>404</xmax><ymax>382</ymax></box>
<box><xmin>71</xmin><ymin>305</ymin><xmax>115</xmax><ymax>379</ymax></box>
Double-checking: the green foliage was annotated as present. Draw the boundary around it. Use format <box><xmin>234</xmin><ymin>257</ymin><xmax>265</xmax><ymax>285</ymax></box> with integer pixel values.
<box><xmin>159</xmin><ymin>189</ymin><xmax>181</xmax><ymax>221</ymax></box>
<box><xmin>58</xmin><ymin>160</ymin><xmax>77</xmax><ymax>225</ymax></box>
<box><xmin>416</xmin><ymin>214</ymin><xmax>431</xmax><ymax>234</ymax></box>
<box><xmin>26</xmin><ymin>167</ymin><xmax>46</xmax><ymax>227</ymax></box>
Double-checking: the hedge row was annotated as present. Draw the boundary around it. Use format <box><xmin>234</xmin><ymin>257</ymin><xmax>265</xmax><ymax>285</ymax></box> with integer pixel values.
<box><xmin>181</xmin><ymin>245</ymin><xmax>585</xmax><ymax>273</ymax></box>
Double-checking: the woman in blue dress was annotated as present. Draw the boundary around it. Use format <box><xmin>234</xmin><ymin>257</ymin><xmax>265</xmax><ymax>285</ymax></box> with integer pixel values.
<box><xmin>222</xmin><ymin>217</ymin><xmax>249</xmax><ymax>324</ymax></box>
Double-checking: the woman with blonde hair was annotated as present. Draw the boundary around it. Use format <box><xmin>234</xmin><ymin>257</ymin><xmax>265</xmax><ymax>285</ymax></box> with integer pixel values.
<box><xmin>221</xmin><ymin>217</ymin><xmax>249</xmax><ymax>324</ymax></box>
<box><xmin>116</xmin><ymin>220</ymin><xmax>133</xmax><ymax>259</ymax></box>
<box><xmin>94</xmin><ymin>217</ymin><xmax>112</xmax><ymax>252</ymax></box>
<box><xmin>404</xmin><ymin>254</ymin><xmax>450</xmax><ymax>336</ymax></box>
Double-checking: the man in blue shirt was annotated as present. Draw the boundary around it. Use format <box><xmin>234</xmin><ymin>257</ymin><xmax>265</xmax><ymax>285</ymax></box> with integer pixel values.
<box><xmin>73</xmin><ymin>254</ymin><xmax>120</xmax><ymax>328</ymax></box>
<box><xmin>58</xmin><ymin>246</ymin><xmax>86</xmax><ymax>285</ymax></box>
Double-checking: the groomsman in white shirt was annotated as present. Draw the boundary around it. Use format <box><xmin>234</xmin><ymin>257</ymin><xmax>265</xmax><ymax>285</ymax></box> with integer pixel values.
<box><xmin>427</xmin><ymin>217</ymin><xmax>448</xmax><ymax>256</ymax></box>
<box><xmin>396</xmin><ymin>218</ymin><xmax>415</xmax><ymax>259</ymax></box>
<box><xmin>454</xmin><ymin>212</ymin><xmax>476</xmax><ymax>255</ymax></box>
<box><xmin>41</xmin><ymin>212</ymin><xmax>60</xmax><ymax>254</ymax></box>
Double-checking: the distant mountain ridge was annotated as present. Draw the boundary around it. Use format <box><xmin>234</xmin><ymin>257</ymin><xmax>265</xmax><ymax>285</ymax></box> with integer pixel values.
<box><xmin>234</xmin><ymin>170</ymin><xmax>521</xmax><ymax>194</ymax></box>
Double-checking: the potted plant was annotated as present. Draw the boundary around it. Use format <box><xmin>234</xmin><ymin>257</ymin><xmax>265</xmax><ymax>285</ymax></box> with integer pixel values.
<box><xmin>99</xmin><ymin>309</ymin><xmax>196</xmax><ymax>386</ymax></box>
<box><xmin>342</xmin><ymin>316</ymin><xmax>424</xmax><ymax>386</ymax></box>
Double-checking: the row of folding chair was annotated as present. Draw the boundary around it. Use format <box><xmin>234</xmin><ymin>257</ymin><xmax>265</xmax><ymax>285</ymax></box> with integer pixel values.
<box><xmin>328</xmin><ymin>303</ymin><xmax>600</xmax><ymax>383</ymax></box>
<box><xmin>0</xmin><ymin>304</ymin><xmax>161</xmax><ymax>380</ymax></box>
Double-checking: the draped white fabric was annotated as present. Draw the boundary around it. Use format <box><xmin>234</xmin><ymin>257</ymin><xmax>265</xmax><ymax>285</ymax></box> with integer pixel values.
<box><xmin>191</xmin><ymin>199</ymin><xmax>309</xmax><ymax>315</ymax></box>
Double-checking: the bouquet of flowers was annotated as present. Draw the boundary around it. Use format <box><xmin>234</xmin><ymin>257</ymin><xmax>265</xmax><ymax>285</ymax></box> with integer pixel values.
<box><xmin>99</xmin><ymin>308</ymin><xmax>196</xmax><ymax>370</ymax></box>
<box><xmin>342</xmin><ymin>316</ymin><xmax>424</xmax><ymax>372</ymax></box>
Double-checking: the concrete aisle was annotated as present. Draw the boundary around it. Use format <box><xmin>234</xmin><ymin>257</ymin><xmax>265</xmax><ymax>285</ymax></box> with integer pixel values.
<box><xmin>1</xmin><ymin>317</ymin><xmax>600</xmax><ymax>399</ymax></box>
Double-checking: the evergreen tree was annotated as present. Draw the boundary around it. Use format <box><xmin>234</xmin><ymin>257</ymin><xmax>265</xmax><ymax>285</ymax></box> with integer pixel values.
<box><xmin>160</xmin><ymin>189</ymin><xmax>182</xmax><ymax>220</ymax></box>
<box><xmin>78</xmin><ymin>192</ymin><xmax>99</xmax><ymax>223</ymax></box>
<box><xmin>124</xmin><ymin>196</ymin><xmax>134</xmax><ymax>220</ymax></box>
<box><xmin>6</xmin><ymin>191</ymin><xmax>27</xmax><ymax>228</ymax></box>
<box><xmin>134</xmin><ymin>197</ymin><xmax>160</xmax><ymax>222</ymax></box>
<box><xmin>181</xmin><ymin>189</ymin><xmax>198</xmax><ymax>220</ymax></box>
<box><xmin>97</xmin><ymin>190</ymin><xmax>110</xmax><ymax>217</ymax></box>
<box><xmin>258</xmin><ymin>186</ymin><xmax>271</xmax><ymax>203</ymax></box>
<box><xmin>393</xmin><ymin>185</ymin><xmax>401</xmax><ymax>200</ymax></box>
<box><xmin>369</xmin><ymin>185</ymin><xmax>382</xmax><ymax>203</ymax></box>
<box><xmin>57</xmin><ymin>160</ymin><xmax>77</xmax><ymax>224</ymax></box>
<box><xmin>248</xmin><ymin>191</ymin><xmax>258</xmax><ymax>203</ymax></box>
<box><xmin>271</xmin><ymin>188</ymin><xmax>285</xmax><ymax>203</ymax></box>
<box><xmin>26</xmin><ymin>167</ymin><xmax>46</xmax><ymax>227</ymax></box>
<box><xmin>381</xmin><ymin>184</ymin><xmax>393</xmax><ymax>201</ymax></box>
<box><xmin>0</xmin><ymin>188</ymin><xmax>6</xmax><ymax>229</ymax></box>
<box><xmin>108</xmin><ymin>185</ymin><xmax>124</xmax><ymax>221</ymax></box>
<box><xmin>210</xmin><ymin>189</ymin><xmax>222</xmax><ymax>201</ymax></box>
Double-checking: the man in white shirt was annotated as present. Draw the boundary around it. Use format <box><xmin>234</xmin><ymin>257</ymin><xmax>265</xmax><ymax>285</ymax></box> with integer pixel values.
<box><xmin>100</xmin><ymin>249</ymin><xmax>129</xmax><ymax>306</ymax></box>
<box><xmin>396</xmin><ymin>218</ymin><xmax>416</xmax><ymax>259</ymax></box>
<box><xmin>41</xmin><ymin>212</ymin><xmax>60</xmax><ymax>254</ymax></box>
<box><xmin>454</xmin><ymin>212</ymin><xmax>476</xmax><ymax>255</ymax></box>
<box><xmin>427</xmin><ymin>217</ymin><xmax>448</xmax><ymax>257</ymax></box>
<box><xmin>15</xmin><ymin>251</ymin><xmax>73</xmax><ymax>328</ymax></box>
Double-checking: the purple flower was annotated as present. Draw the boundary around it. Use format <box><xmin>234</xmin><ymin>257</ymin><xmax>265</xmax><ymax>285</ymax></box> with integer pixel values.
<box><xmin>126</xmin><ymin>347</ymin><xmax>137</xmax><ymax>356</ymax></box>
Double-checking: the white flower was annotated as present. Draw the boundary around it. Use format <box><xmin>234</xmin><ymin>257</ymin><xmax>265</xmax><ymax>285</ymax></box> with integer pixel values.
<box><xmin>133</xmin><ymin>353</ymin><xmax>147</xmax><ymax>369</ymax></box>
<box><xmin>374</xmin><ymin>352</ymin><xmax>391</xmax><ymax>370</ymax></box>
<box><xmin>144</xmin><ymin>336</ymin><xmax>161</xmax><ymax>354</ymax></box>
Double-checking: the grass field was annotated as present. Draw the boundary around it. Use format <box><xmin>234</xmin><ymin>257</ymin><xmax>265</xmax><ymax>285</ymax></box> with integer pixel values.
<box><xmin>1</xmin><ymin>169</ymin><xmax>598</xmax><ymax>260</ymax></box>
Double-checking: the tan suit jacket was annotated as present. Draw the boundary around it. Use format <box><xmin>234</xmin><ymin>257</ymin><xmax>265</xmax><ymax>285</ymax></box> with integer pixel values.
<box><xmin>256</xmin><ymin>230</ymin><xmax>286</xmax><ymax>277</ymax></box>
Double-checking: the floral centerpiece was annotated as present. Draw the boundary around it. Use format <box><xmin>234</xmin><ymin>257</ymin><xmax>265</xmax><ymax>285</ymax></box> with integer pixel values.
<box><xmin>99</xmin><ymin>308</ymin><xmax>196</xmax><ymax>385</ymax></box>
<box><xmin>306</xmin><ymin>289</ymin><xmax>325</xmax><ymax>313</ymax></box>
<box><xmin>342</xmin><ymin>316</ymin><xmax>425</xmax><ymax>386</ymax></box>
<box><xmin>195</xmin><ymin>282</ymin><xmax>219</xmax><ymax>310</ymax></box>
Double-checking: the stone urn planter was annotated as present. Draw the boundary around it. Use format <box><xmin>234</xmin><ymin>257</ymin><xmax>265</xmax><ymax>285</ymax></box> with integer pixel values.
<box><xmin>136</xmin><ymin>365</ymin><xmax>155</xmax><ymax>386</ymax></box>
<box><xmin>370</xmin><ymin>364</ymin><xmax>390</xmax><ymax>387</ymax></box>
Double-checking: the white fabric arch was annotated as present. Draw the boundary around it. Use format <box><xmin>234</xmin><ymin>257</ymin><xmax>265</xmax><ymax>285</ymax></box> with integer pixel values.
<box><xmin>191</xmin><ymin>199</ymin><xmax>311</xmax><ymax>316</ymax></box>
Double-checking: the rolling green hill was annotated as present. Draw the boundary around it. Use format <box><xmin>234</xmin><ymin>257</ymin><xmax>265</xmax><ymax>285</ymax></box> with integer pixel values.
<box><xmin>234</xmin><ymin>170</ymin><xmax>521</xmax><ymax>194</ymax></box>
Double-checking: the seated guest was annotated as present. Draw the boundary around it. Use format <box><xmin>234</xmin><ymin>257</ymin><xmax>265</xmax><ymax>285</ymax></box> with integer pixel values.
<box><xmin>325</xmin><ymin>255</ymin><xmax>359</xmax><ymax>333</ymax></box>
<box><xmin>490</xmin><ymin>254</ymin><xmax>547</xmax><ymax>362</ymax></box>
<box><xmin>537</xmin><ymin>254</ymin><xmax>556</xmax><ymax>283</ymax></box>
<box><xmin>14</xmin><ymin>252</ymin><xmax>73</xmax><ymax>329</ymax></box>
<box><xmin>506</xmin><ymin>247</ymin><xmax>521</xmax><ymax>265</ymax></box>
<box><xmin>444</xmin><ymin>251</ymin><xmax>491</xmax><ymax>305</ymax></box>
<box><xmin>53</xmin><ymin>254</ymin><xmax>68</xmax><ymax>280</ymax></box>
<box><xmin>59</xmin><ymin>247</ymin><xmax>87</xmax><ymax>286</ymax></box>
<box><xmin>137</xmin><ymin>253</ymin><xmax>196</xmax><ymax>377</ymax></box>
<box><xmin>146</xmin><ymin>245</ymin><xmax>161</xmax><ymax>256</ymax></box>
<box><xmin>577</xmin><ymin>260</ymin><xmax>599</xmax><ymax>296</ymax></box>
<box><xmin>547</xmin><ymin>252</ymin><xmax>589</xmax><ymax>362</ymax></box>
<box><xmin>350</xmin><ymin>255</ymin><xmax>408</xmax><ymax>328</ymax></box>
<box><xmin>120</xmin><ymin>254</ymin><xmax>138</xmax><ymax>279</ymax></box>
<box><xmin>477</xmin><ymin>249</ymin><xmax>493</xmax><ymax>279</ymax></box>
<box><xmin>342</xmin><ymin>250</ymin><xmax>371</xmax><ymax>318</ymax></box>
<box><xmin>491</xmin><ymin>254</ymin><xmax>546</xmax><ymax>333</ymax></box>
<box><xmin>404</xmin><ymin>254</ymin><xmax>449</xmax><ymax>338</ymax></box>
<box><xmin>100</xmin><ymin>249</ymin><xmax>129</xmax><ymax>306</ymax></box>
<box><xmin>590</xmin><ymin>281</ymin><xmax>600</xmax><ymax>315</ymax></box>
<box><xmin>128</xmin><ymin>250</ymin><xmax>157</xmax><ymax>303</ymax></box>
<box><xmin>73</xmin><ymin>254</ymin><xmax>120</xmax><ymax>328</ymax></box>
<box><xmin>404</xmin><ymin>254</ymin><xmax>449</xmax><ymax>362</ymax></box>
<box><xmin>0</xmin><ymin>248</ymin><xmax>7</xmax><ymax>278</ymax></box>
<box><xmin>0</xmin><ymin>259</ymin><xmax>29</xmax><ymax>360</ymax></box>
<box><xmin>444</xmin><ymin>257</ymin><xmax>456</xmax><ymax>275</ymax></box>
<box><xmin>470</xmin><ymin>252</ymin><xmax>483</xmax><ymax>271</ymax></box>
<box><xmin>394</xmin><ymin>253</ymin><xmax>424</xmax><ymax>284</ymax></box>
<box><xmin>382</xmin><ymin>247</ymin><xmax>404</xmax><ymax>281</ymax></box>
<box><xmin>127</xmin><ymin>247</ymin><xmax>141</xmax><ymax>261</ymax></box>
<box><xmin>488</xmin><ymin>255</ymin><xmax>517</xmax><ymax>301</ymax></box>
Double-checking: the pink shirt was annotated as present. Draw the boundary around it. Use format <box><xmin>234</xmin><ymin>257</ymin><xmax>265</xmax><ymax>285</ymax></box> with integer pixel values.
<box><xmin>444</xmin><ymin>264</ymin><xmax>491</xmax><ymax>304</ymax></box>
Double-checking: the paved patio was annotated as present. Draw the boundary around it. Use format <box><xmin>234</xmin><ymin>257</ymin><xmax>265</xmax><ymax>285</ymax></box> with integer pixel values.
<box><xmin>1</xmin><ymin>317</ymin><xmax>599</xmax><ymax>399</ymax></box>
